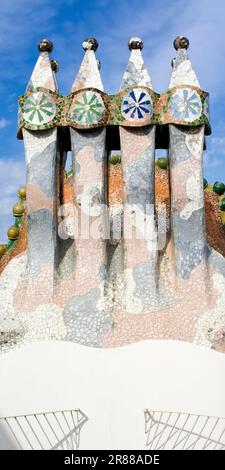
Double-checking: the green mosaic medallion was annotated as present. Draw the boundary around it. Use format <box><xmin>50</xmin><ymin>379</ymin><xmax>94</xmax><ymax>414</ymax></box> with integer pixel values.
<box><xmin>70</xmin><ymin>90</ymin><xmax>105</xmax><ymax>126</ymax></box>
<box><xmin>22</xmin><ymin>91</ymin><xmax>56</xmax><ymax>125</ymax></box>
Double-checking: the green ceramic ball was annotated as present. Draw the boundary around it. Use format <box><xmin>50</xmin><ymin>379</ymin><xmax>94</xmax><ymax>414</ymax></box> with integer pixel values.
<box><xmin>109</xmin><ymin>154</ymin><xmax>121</xmax><ymax>165</ymax></box>
<box><xmin>220</xmin><ymin>198</ymin><xmax>225</xmax><ymax>212</ymax></box>
<box><xmin>157</xmin><ymin>158</ymin><xmax>168</xmax><ymax>170</ymax></box>
<box><xmin>203</xmin><ymin>178</ymin><xmax>208</xmax><ymax>189</ymax></box>
<box><xmin>213</xmin><ymin>182</ymin><xmax>225</xmax><ymax>196</ymax></box>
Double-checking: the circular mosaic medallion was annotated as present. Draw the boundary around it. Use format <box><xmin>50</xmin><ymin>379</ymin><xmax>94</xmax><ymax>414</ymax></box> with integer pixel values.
<box><xmin>168</xmin><ymin>88</ymin><xmax>202</xmax><ymax>122</ymax></box>
<box><xmin>203</xmin><ymin>96</ymin><xmax>210</xmax><ymax>121</ymax></box>
<box><xmin>70</xmin><ymin>91</ymin><xmax>105</xmax><ymax>126</ymax></box>
<box><xmin>22</xmin><ymin>92</ymin><xmax>56</xmax><ymax>125</ymax></box>
<box><xmin>121</xmin><ymin>88</ymin><xmax>153</xmax><ymax>121</ymax></box>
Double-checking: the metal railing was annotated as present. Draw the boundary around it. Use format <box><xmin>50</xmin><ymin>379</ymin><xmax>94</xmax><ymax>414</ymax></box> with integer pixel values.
<box><xmin>144</xmin><ymin>410</ymin><xmax>225</xmax><ymax>450</ymax></box>
<box><xmin>0</xmin><ymin>409</ymin><xmax>88</xmax><ymax>450</ymax></box>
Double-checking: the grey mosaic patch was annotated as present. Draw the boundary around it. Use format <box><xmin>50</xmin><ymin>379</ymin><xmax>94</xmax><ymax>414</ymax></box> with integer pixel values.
<box><xmin>63</xmin><ymin>288</ymin><xmax>112</xmax><ymax>347</ymax></box>
<box><xmin>208</xmin><ymin>248</ymin><xmax>225</xmax><ymax>278</ymax></box>
<box><xmin>121</xmin><ymin>61</ymin><xmax>152</xmax><ymax>89</ymax></box>
<box><xmin>27</xmin><ymin>209</ymin><xmax>57</xmax><ymax>277</ymax></box>
<box><xmin>70</xmin><ymin>127</ymin><xmax>107</xmax><ymax>163</ymax></box>
<box><xmin>172</xmin><ymin>208</ymin><xmax>207</xmax><ymax>278</ymax></box>
<box><xmin>132</xmin><ymin>261</ymin><xmax>158</xmax><ymax>310</ymax></box>
<box><xmin>169</xmin><ymin>126</ymin><xmax>191</xmax><ymax>166</ymax></box>
<box><xmin>27</xmin><ymin>141</ymin><xmax>57</xmax><ymax>197</ymax></box>
<box><xmin>99</xmin><ymin>264</ymin><xmax>107</xmax><ymax>282</ymax></box>
<box><xmin>57</xmin><ymin>238</ymin><xmax>75</xmax><ymax>278</ymax></box>
<box><xmin>173</xmin><ymin>48</ymin><xmax>188</xmax><ymax>70</ymax></box>
<box><xmin>125</xmin><ymin>127</ymin><xmax>155</xmax><ymax>205</ymax></box>
<box><xmin>74</xmin><ymin>159</ymin><xmax>81</xmax><ymax>174</ymax></box>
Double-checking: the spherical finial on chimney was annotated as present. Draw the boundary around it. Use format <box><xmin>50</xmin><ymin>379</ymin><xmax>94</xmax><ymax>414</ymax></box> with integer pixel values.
<box><xmin>82</xmin><ymin>38</ymin><xmax>98</xmax><ymax>51</ymax></box>
<box><xmin>51</xmin><ymin>59</ymin><xmax>59</xmax><ymax>73</ymax></box>
<box><xmin>128</xmin><ymin>37</ymin><xmax>143</xmax><ymax>51</ymax></box>
<box><xmin>173</xmin><ymin>36</ymin><xmax>189</xmax><ymax>50</ymax></box>
<box><xmin>38</xmin><ymin>39</ymin><xmax>53</xmax><ymax>53</ymax></box>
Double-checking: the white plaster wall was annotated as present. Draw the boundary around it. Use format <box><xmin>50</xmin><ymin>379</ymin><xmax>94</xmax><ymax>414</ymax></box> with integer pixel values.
<box><xmin>0</xmin><ymin>340</ymin><xmax>225</xmax><ymax>449</ymax></box>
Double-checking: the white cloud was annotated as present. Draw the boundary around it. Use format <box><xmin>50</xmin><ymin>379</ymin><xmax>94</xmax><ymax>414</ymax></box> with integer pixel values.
<box><xmin>0</xmin><ymin>118</ymin><xmax>11</xmax><ymax>129</ymax></box>
<box><xmin>0</xmin><ymin>0</ymin><xmax>57</xmax><ymax>86</ymax></box>
<box><xmin>211</xmin><ymin>137</ymin><xmax>225</xmax><ymax>148</ymax></box>
<box><xmin>204</xmin><ymin>153</ymin><xmax>221</xmax><ymax>169</ymax></box>
<box><xmin>39</xmin><ymin>0</ymin><xmax>225</xmax><ymax>99</ymax></box>
<box><xmin>0</xmin><ymin>0</ymin><xmax>224</xmax><ymax>95</ymax></box>
<box><xmin>204</xmin><ymin>133</ymin><xmax>225</xmax><ymax>179</ymax></box>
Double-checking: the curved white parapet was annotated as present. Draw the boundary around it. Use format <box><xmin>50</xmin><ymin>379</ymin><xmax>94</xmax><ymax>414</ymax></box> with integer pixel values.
<box><xmin>0</xmin><ymin>340</ymin><xmax>225</xmax><ymax>450</ymax></box>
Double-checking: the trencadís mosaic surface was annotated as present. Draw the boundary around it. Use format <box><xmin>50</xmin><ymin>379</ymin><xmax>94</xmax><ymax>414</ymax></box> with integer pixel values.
<box><xmin>1</xmin><ymin>34</ymin><xmax>225</xmax><ymax>357</ymax></box>
<box><xmin>18</xmin><ymin>85</ymin><xmax>211</xmax><ymax>136</ymax></box>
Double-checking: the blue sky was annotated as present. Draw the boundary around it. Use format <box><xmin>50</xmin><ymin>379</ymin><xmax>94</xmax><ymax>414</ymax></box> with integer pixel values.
<box><xmin>0</xmin><ymin>0</ymin><xmax>225</xmax><ymax>242</ymax></box>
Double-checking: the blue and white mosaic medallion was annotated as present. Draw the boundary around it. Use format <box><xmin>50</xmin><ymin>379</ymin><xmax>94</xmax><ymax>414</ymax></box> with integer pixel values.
<box><xmin>70</xmin><ymin>91</ymin><xmax>105</xmax><ymax>126</ymax></box>
<box><xmin>169</xmin><ymin>88</ymin><xmax>202</xmax><ymax>122</ymax></box>
<box><xmin>22</xmin><ymin>92</ymin><xmax>56</xmax><ymax>125</ymax></box>
<box><xmin>121</xmin><ymin>88</ymin><xmax>153</xmax><ymax>121</ymax></box>
<box><xmin>203</xmin><ymin>96</ymin><xmax>210</xmax><ymax>121</ymax></box>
